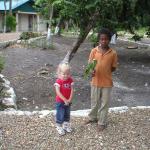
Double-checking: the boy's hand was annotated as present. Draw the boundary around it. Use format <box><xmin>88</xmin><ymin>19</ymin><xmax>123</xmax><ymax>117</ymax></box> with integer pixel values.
<box><xmin>91</xmin><ymin>70</ymin><xmax>96</xmax><ymax>77</ymax></box>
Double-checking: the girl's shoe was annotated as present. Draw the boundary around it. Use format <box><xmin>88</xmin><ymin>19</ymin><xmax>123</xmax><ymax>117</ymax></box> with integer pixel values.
<box><xmin>63</xmin><ymin>122</ymin><xmax>72</xmax><ymax>133</ymax></box>
<box><xmin>56</xmin><ymin>126</ymin><xmax>65</xmax><ymax>136</ymax></box>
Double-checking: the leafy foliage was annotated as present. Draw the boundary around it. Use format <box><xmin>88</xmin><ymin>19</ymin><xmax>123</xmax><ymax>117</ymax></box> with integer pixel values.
<box><xmin>146</xmin><ymin>27</ymin><xmax>150</xmax><ymax>38</ymax></box>
<box><xmin>131</xmin><ymin>34</ymin><xmax>143</xmax><ymax>41</ymax></box>
<box><xmin>19</xmin><ymin>32</ymin><xmax>42</xmax><ymax>40</ymax></box>
<box><xmin>35</xmin><ymin>0</ymin><xmax>150</xmax><ymax>33</ymax></box>
<box><xmin>35</xmin><ymin>0</ymin><xmax>150</xmax><ymax>61</ymax></box>
<box><xmin>6</xmin><ymin>15</ymin><xmax>16</xmax><ymax>31</ymax></box>
<box><xmin>0</xmin><ymin>56</ymin><xmax>5</xmax><ymax>73</ymax></box>
<box><xmin>88</xmin><ymin>33</ymin><xmax>98</xmax><ymax>47</ymax></box>
<box><xmin>84</xmin><ymin>59</ymin><xmax>97</xmax><ymax>79</ymax></box>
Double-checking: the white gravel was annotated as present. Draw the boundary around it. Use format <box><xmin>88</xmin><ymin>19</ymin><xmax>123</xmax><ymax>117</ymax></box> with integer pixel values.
<box><xmin>0</xmin><ymin>108</ymin><xmax>149</xmax><ymax>150</ymax></box>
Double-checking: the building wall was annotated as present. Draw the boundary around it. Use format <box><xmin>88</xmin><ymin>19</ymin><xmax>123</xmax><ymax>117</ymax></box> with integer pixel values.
<box><xmin>38</xmin><ymin>15</ymin><xmax>47</xmax><ymax>32</ymax></box>
<box><xmin>18</xmin><ymin>14</ymin><xmax>29</xmax><ymax>31</ymax></box>
<box><xmin>0</xmin><ymin>14</ymin><xmax>3</xmax><ymax>32</ymax></box>
<box><xmin>0</xmin><ymin>13</ymin><xmax>47</xmax><ymax>32</ymax></box>
<box><xmin>18</xmin><ymin>13</ymin><xmax>46</xmax><ymax>32</ymax></box>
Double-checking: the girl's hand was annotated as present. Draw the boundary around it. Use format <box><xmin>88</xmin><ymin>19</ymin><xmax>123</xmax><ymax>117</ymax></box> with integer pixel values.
<box><xmin>64</xmin><ymin>101</ymin><xmax>69</xmax><ymax>106</ymax></box>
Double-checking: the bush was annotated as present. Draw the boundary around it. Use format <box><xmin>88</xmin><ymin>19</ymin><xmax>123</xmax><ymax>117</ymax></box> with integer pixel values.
<box><xmin>131</xmin><ymin>34</ymin><xmax>143</xmax><ymax>41</ymax></box>
<box><xmin>6</xmin><ymin>15</ymin><xmax>16</xmax><ymax>32</ymax></box>
<box><xmin>88</xmin><ymin>33</ymin><xmax>98</xmax><ymax>47</ymax></box>
<box><xmin>146</xmin><ymin>27</ymin><xmax>150</xmax><ymax>38</ymax></box>
<box><xmin>19</xmin><ymin>32</ymin><xmax>41</xmax><ymax>40</ymax></box>
<box><xmin>0</xmin><ymin>56</ymin><xmax>5</xmax><ymax>73</ymax></box>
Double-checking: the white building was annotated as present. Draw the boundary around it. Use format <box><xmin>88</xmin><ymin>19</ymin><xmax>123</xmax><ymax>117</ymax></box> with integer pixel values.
<box><xmin>0</xmin><ymin>0</ymin><xmax>47</xmax><ymax>32</ymax></box>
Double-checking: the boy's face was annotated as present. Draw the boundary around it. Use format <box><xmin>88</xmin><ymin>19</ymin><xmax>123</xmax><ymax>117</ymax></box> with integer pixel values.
<box><xmin>99</xmin><ymin>34</ymin><xmax>110</xmax><ymax>48</ymax></box>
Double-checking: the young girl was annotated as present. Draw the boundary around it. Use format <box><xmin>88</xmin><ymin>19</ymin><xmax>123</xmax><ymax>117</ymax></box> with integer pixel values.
<box><xmin>54</xmin><ymin>63</ymin><xmax>74</xmax><ymax>135</ymax></box>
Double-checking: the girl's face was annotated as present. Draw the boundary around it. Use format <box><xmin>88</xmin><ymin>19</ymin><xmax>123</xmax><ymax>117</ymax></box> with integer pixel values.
<box><xmin>58</xmin><ymin>69</ymin><xmax>70</xmax><ymax>80</ymax></box>
<box><xmin>99</xmin><ymin>34</ymin><xmax>110</xmax><ymax>48</ymax></box>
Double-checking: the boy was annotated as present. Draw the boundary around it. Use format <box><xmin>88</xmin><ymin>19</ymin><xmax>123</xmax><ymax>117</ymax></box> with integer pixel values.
<box><xmin>85</xmin><ymin>28</ymin><xmax>118</xmax><ymax>131</ymax></box>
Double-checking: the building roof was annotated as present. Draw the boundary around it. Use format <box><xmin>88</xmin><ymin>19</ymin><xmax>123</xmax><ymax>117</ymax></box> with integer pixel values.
<box><xmin>0</xmin><ymin>0</ymin><xmax>34</xmax><ymax>11</ymax></box>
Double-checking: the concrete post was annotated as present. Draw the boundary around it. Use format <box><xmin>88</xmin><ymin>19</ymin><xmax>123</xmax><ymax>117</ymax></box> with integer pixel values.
<box><xmin>37</xmin><ymin>14</ymin><xmax>40</xmax><ymax>32</ymax></box>
<box><xmin>16</xmin><ymin>13</ymin><xmax>19</xmax><ymax>32</ymax></box>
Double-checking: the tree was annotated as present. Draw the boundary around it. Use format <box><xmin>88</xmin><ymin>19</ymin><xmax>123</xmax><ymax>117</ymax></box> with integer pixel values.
<box><xmin>62</xmin><ymin>0</ymin><xmax>150</xmax><ymax>62</ymax></box>
<box><xmin>3</xmin><ymin>0</ymin><xmax>7</xmax><ymax>33</ymax></box>
<box><xmin>35</xmin><ymin>0</ymin><xmax>150</xmax><ymax>62</ymax></box>
<box><xmin>135</xmin><ymin>0</ymin><xmax>150</xmax><ymax>26</ymax></box>
<box><xmin>9</xmin><ymin>0</ymin><xmax>12</xmax><ymax>15</ymax></box>
<box><xmin>61</xmin><ymin>0</ymin><xmax>122</xmax><ymax>62</ymax></box>
<box><xmin>35</xmin><ymin>0</ymin><xmax>63</xmax><ymax>43</ymax></box>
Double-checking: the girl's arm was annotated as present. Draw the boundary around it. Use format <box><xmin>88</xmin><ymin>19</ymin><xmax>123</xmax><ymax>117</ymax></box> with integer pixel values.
<box><xmin>68</xmin><ymin>86</ymin><xmax>74</xmax><ymax>102</ymax></box>
<box><xmin>55</xmin><ymin>85</ymin><xmax>68</xmax><ymax>103</ymax></box>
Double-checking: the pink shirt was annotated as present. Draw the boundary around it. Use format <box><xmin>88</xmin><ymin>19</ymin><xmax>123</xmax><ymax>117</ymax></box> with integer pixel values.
<box><xmin>54</xmin><ymin>77</ymin><xmax>74</xmax><ymax>103</ymax></box>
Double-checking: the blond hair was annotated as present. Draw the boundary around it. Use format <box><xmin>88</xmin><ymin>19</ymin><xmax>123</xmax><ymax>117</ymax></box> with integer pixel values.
<box><xmin>57</xmin><ymin>62</ymin><xmax>70</xmax><ymax>76</ymax></box>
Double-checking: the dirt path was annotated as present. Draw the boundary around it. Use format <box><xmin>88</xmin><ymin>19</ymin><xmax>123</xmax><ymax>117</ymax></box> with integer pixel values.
<box><xmin>0</xmin><ymin>33</ymin><xmax>20</xmax><ymax>42</ymax></box>
<box><xmin>0</xmin><ymin>36</ymin><xmax>150</xmax><ymax>111</ymax></box>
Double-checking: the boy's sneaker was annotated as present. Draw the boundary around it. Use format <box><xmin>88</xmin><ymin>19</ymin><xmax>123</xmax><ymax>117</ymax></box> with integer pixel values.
<box><xmin>56</xmin><ymin>126</ymin><xmax>65</xmax><ymax>136</ymax></box>
<box><xmin>63</xmin><ymin>122</ymin><xmax>72</xmax><ymax>133</ymax></box>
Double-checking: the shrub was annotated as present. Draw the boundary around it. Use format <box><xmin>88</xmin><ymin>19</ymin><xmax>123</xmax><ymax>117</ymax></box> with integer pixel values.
<box><xmin>6</xmin><ymin>15</ymin><xmax>16</xmax><ymax>32</ymax></box>
<box><xmin>146</xmin><ymin>27</ymin><xmax>150</xmax><ymax>38</ymax></box>
<box><xmin>88</xmin><ymin>33</ymin><xmax>98</xmax><ymax>47</ymax></box>
<box><xmin>131</xmin><ymin>34</ymin><xmax>143</xmax><ymax>41</ymax></box>
<box><xmin>19</xmin><ymin>32</ymin><xmax>41</xmax><ymax>40</ymax></box>
<box><xmin>0</xmin><ymin>56</ymin><xmax>5</xmax><ymax>73</ymax></box>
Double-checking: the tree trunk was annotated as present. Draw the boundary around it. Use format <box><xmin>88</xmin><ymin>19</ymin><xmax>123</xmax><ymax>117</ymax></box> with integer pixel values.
<box><xmin>47</xmin><ymin>4</ymin><xmax>53</xmax><ymax>42</ymax></box>
<box><xmin>128</xmin><ymin>25</ymin><xmax>135</xmax><ymax>34</ymax></box>
<box><xmin>9</xmin><ymin>0</ymin><xmax>12</xmax><ymax>15</ymax></box>
<box><xmin>55</xmin><ymin>17</ymin><xmax>63</xmax><ymax>36</ymax></box>
<box><xmin>4</xmin><ymin>0</ymin><xmax>7</xmax><ymax>33</ymax></box>
<box><xmin>62</xmin><ymin>11</ymin><xmax>99</xmax><ymax>63</ymax></box>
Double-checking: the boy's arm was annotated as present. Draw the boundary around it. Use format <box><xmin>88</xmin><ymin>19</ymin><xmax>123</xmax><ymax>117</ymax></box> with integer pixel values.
<box><xmin>88</xmin><ymin>49</ymin><xmax>95</xmax><ymax>63</ymax></box>
<box><xmin>111</xmin><ymin>67</ymin><xmax>116</xmax><ymax>72</ymax></box>
<box><xmin>112</xmin><ymin>52</ymin><xmax>118</xmax><ymax>72</ymax></box>
<box><xmin>55</xmin><ymin>85</ymin><xmax>68</xmax><ymax>103</ymax></box>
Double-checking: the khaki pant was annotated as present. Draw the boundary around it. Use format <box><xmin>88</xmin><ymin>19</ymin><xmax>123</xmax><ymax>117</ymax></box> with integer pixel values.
<box><xmin>88</xmin><ymin>85</ymin><xmax>112</xmax><ymax>125</ymax></box>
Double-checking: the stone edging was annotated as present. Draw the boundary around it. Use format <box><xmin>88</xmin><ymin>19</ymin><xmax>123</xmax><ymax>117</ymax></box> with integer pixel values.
<box><xmin>0</xmin><ymin>36</ymin><xmax>46</xmax><ymax>49</ymax></box>
<box><xmin>17</xmin><ymin>36</ymin><xmax>46</xmax><ymax>44</ymax></box>
<box><xmin>0</xmin><ymin>39</ymin><xmax>17</xmax><ymax>49</ymax></box>
<box><xmin>0</xmin><ymin>74</ymin><xmax>16</xmax><ymax>109</ymax></box>
<box><xmin>0</xmin><ymin>106</ymin><xmax>150</xmax><ymax>118</ymax></box>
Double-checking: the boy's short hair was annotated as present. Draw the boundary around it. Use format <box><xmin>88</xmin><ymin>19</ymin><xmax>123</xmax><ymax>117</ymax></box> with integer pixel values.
<box><xmin>98</xmin><ymin>28</ymin><xmax>111</xmax><ymax>41</ymax></box>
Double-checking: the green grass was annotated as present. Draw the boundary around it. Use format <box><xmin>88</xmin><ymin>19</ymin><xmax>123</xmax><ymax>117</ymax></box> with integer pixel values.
<box><xmin>135</xmin><ymin>27</ymin><xmax>149</xmax><ymax>35</ymax></box>
<box><xmin>0</xmin><ymin>56</ymin><xmax>5</xmax><ymax>73</ymax></box>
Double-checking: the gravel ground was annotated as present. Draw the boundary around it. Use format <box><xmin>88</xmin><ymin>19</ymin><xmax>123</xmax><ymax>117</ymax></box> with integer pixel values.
<box><xmin>0</xmin><ymin>109</ymin><xmax>149</xmax><ymax>150</ymax></box>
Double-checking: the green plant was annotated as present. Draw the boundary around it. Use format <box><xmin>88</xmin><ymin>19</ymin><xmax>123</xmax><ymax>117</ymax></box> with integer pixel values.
<box><xmin>6</xmin><ymin>15</ymin><xmax>17</xmax><ymax>31</ymax></box>
<box><xmin>84</xmin><ymin>59</ymin><xmax>97</xmax><ymax>79</ymax></box>
<box><xmin>131</xmin><ymin>34</ymin><xmax>143</xmax><ymax>41</ymax></box>
<box><xmin>19</xmin><ymin>32</ymin><xmax>41</xmax><ymax>40</ymax></box>
<box><xmin>146</xmin><ymin>27</ymin><xmax>150</xmax><ymax>38</ymax></box>
<box><xmin>0</xmin><ymin>56</ymin><xmax>5</xmax><ymax>72</ymax></box>
<box><xmin>88</xmin><ymin>33</ymin><xmax>98</xmax><ymax>47</ymax></box>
